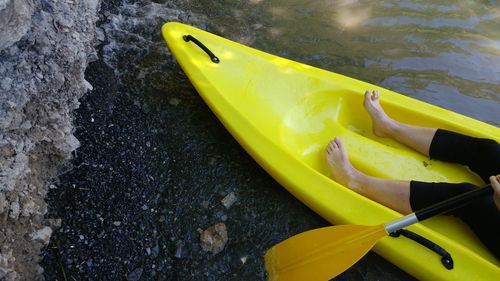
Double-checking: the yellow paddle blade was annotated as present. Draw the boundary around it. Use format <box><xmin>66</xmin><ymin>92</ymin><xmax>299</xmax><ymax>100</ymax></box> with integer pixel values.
<box><xmin>265</xmin><ymin>224</ymin><xmax>388</xmax><ymax>281</ymax></box>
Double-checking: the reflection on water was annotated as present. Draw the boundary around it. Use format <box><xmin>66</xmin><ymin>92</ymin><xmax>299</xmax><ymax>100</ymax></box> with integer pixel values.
<box><xmin>182</xmin><ymin>0</ymin><xmax>500</xmax><ymax>125</ymax></box>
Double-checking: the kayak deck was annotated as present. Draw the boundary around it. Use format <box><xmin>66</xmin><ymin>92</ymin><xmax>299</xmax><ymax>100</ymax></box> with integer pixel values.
<box><xmin>162</xmin><ymin>22</ymin><xmax>500</xmax><ymax>280</ymax></box>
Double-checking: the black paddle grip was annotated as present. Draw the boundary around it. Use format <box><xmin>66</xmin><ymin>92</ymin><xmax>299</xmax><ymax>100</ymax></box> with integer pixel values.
<box><xmin>415</xmin><ymin>185</ymin><xmax>492</xmax><ymax>221</ymax></box>
<box><xmin>183</xmin><ymin>35</ymin><xmax>220</xmax><ymax>63</ymax></box>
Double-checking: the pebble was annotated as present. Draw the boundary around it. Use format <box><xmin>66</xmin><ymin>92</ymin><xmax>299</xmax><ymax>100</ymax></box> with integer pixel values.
<box><xmin>252</xmin><ymin>23</ymin><xmax>264</xmax><ymax>30</ymax></box>
<box><xmin>240</xmin><ymin>256</ymin><xmax>248</xmax><ymax>264</ymax></box>
<box><xmin>199</xmin><ymin>223</ymin><xmax>228</xmax><ymax>254</ymax></box>
<box><xmin>0</xmin><ymin>193</ymin><xmax>6</xmax><ymax>214</ymax></box>
<box><xmin>127</xmin><ymin>267</ymin><xmax>143</xmax><ymax>281</ymax></box>
<box><xmin>31</xmin><ymin>226</ymin><xmax>53</xmax><ymax>244</ymax></box>
<box><xmin>169</xmin><ymin>98</ymin><xmax>180</xmax><ymax>106</ymax></box>
<box><xmin>152</xmin><ymin>245</ymin><xmax>160</xmax><ymax>257</ymax></box>
<box><xmin>201</xmin><ymin>200</ymin><xmax>209</xmax><ymax>209</ymax></box>
<box><xmin>113</xmin><ymin>221</ymin><xmax>121</xmax><ymax>226</ymax></box>
<box><xmin>1</xmin><ymin>77</ymin><xmax>13</xmax><ymax>90</ymax></box>
<box><xmin>174</xmin><ymin>241</ymin><xmax>183</xmax><ymax>259</ymax></box>
<box><xmin>9</xmin><ymin>201</ymin><xmax>20</xmax><ymax>220</ymax></box>
<box><xmin>221</xmin><ymin>192</ymin><xmax>237</xmax><ymax>209</ymax></box>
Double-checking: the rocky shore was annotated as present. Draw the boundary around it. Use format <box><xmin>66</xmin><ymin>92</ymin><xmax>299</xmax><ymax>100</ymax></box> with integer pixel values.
<box><xmin>0</xmin><ymin>0</ymin><xmax>99</xmax><ymax>279</ymax></box>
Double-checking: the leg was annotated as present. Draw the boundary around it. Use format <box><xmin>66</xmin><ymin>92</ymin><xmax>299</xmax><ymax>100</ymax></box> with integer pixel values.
<box><xmin>365</xmin><ymin>90</ymin><xmax>500</xmax><ymax>182</ymax></box>
<box><xmin>326</xmin><ymin>137</ymin><xmax>412</xmax><ymax>214</ymax></box>
<box><xmin>411</xmin><ymin>180</ymin><xmax>500</xmax><ymax>259</ymax></box>
<box><xmin>364</xmin><ymin>90</ymin><xmax>437</xmax><ymax>157</ymax></box>
<box><xmin>492</xmin><ymin>175</ymin><xmax>500</xmax><ymax>211</ymax></box>
<box><xmin>326</xmin><ymin>139</ymin><xmax>500</xmax><ymax>257</ymax></box>
<box><xmin>429</xmin><ymin>129</ymin><xmax>500</xmax><ymax>183</ymax></box>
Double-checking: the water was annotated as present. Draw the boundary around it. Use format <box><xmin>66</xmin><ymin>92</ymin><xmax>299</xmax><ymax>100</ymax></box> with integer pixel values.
<box><xmin>44</xmin><ymin>0</ymin><xmax>500</xmax><ymax>280</ymax></box>
<box><xmin>177</xmin><ymin>0</ymin><xmax>500</xmax><ymax>125</ymax></box>
<box><xmin>104</xmin><ymin>0</ymin><xmax>500</xmax><ymax>125</ymax></box>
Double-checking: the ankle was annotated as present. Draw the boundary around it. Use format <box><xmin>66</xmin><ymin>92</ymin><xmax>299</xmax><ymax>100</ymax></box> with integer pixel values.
<box><xmin>346</xmin><ymin>169</ymin><xmax>366</xmax><ymax>191</ymax></box>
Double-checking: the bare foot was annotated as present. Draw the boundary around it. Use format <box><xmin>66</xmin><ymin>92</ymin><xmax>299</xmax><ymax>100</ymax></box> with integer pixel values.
<box><xmin>325</xmin><ymin>137</ymin><xmax>363</xmax><ymax>190</ymax></box>
<box><xmin>363</xmin><ymin>90</ymin><xmax>397</xmax><ymax>137</ymax></box>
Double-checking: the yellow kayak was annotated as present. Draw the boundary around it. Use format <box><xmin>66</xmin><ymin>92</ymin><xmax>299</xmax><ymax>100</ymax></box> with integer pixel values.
<box><xmin>161</xmin><ymin>22</ymin><xmax>500</xmax><ymax>280</ymax></box>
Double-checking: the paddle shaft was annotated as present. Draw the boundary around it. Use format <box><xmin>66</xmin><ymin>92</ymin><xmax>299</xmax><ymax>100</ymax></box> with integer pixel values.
<box><xmin>385</xmin><ymin>184</ymin><xmax>492</xmax><ymax>233</ymax></box>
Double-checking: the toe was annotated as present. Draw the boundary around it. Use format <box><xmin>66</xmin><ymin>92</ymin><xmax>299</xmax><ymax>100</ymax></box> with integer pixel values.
<box><xmin>334</xmin><ymin>136</ymin><xmax>342</xmax><ymax>146</ymax></box>
<box><xmin>334</xmin><ymin>137</ymin><xmax>343</xmax><ymax>151</ymax></box>
<box><xmin>334</xmin><ymin>137</ymin><xmax>348</xmax><ymax>157</ymax></box>
<box><xmin>326</xmin><ymin>141</ymin><xmax>334</xmax><ymax>154</ymax></box>
<box><xmin>364</xmin><ymin>91</ymin><xmax>371</xmax><ymax>102</ymax></box>
<box><xmin>329</xmin><ymin>139</ymin><xmax>338</xmax><ymax>149</ymax></box>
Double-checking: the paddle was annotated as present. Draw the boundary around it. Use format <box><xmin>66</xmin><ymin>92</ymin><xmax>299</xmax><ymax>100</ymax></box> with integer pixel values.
<box><xmin>265</xmin><ymin>184</ymin><xmax>493</xmax><ymax>281</ymax></box>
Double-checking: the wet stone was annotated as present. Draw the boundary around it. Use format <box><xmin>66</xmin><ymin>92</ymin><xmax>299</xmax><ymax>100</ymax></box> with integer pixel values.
<box><xmin>174</xmin><ymin>240</ymin><xmax>183</xmax><ymax>259</ymax></box>
<box><xmin>127</xmin><ymin>267</ymin><xmax>143</xmax><ymax>281</ymax></box>
<box><xmin>221</xmin><ymin>192</ymin><xmax>237</xmax><ymax>209</ymax></box>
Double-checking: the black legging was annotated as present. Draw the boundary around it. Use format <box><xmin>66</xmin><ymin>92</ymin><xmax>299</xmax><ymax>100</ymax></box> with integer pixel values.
<box><xmin>410</xmin><ymin>129</ymin><xmax>500</xmax><ymax>259</ymax></box>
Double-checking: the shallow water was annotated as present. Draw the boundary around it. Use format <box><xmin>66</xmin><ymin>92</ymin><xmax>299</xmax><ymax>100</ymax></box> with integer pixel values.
<box><xmin>43</xmin><ymin>0</ymin><xmax>500</xmax><ymax>280</ymax></box>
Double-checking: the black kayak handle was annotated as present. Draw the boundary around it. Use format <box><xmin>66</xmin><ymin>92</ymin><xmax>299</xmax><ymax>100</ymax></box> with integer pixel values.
<box><xmin>390</xmin><ymin>229</ymin><xmax>454</xmax><ymax>270</ymax></box>
<box><xmin>183</xmin><ymin>34</ymin><xmax>220</xmax><ymax>63</ymax></box>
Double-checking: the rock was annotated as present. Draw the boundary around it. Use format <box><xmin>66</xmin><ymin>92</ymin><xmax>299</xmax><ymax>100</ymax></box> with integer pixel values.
<box><xmin>1</xmin><ymin>77</ymin><xmax>12</xmax><ymax>90</ymax></box>
<box><xmin>8</xmin><ymin>201</ymin><xmax>20</xmax><ymax>220</ymax></box>
<box><xmin>0</xmin><ymin>0</ymin><xmax>35</xmax><ymax>50</ymax></box>
<box><xmin>201</xmin><ymin>200</ymin><xmax>209</xmax><ymax>209</ymax></box>
<box><xmin>169</xmin><ymin>98</ymin><xmax>180</xmax><ymax>106</ymax></box>
<box><xmin>221</xmin><ymin>192</ymin><xmax>237</xmax><ymax>209</ymax></box>
<box><xmin>174</xmin><ymin>240</ymin><xmax>183</xmax><ymax>259</ymax></box>
<box><xmin>240</xmin><ymin>256</ymin><xmax>248</xmax><ymax>264</ymax></box>
<box><xmin>21</xmin><ymin>199</ymin><xmax>38</xmax><ymax>217</ymax></box>
<box><xmin>127</xmin><ymin>267</ymin><xmax>143</xmax><ymax>281</ymax></box>
<box><xmin>0</xmin><ymin>0</ymin><xmax>100</xmax><ymax>278</ymax></box>
<box><xmin>151</xmin><ymin>244</ymin><xmax>160</xmax><ymax>257</ymax></box>
<box><xmin>31</xmin><ymin>226</ymin><xmax>52</xmax><ymax>245</ymax></box>
<box><xmin>0</xmin><ymin>193</ymin><xmax>6</xmax><ymax>214</ymax></box>
<box><xmin>86</xmin><ymin>258</ymin><xmax>93</xmax><ymax>269</ymax></box>
<box><xmin>200</xmin><ymin>223</ymin><xmax>228</xmax><ymax>254</ymax></box>
<box><xmin>0</xmin><ymin>249</ymin><xmax>16</xmax><ymax>281</ymax></box>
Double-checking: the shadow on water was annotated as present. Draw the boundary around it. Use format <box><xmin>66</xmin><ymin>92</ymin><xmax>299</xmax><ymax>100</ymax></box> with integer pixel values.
<box><xmin>43</xmin><ymin>0</ymin><xmax>499</xmax><ymax>280</ymax></box>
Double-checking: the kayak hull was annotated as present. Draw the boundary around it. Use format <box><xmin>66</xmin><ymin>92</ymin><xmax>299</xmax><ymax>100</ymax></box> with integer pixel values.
<box><xmin>162</xmin><ymin>22</ymin><xmax>500</xmax><ymax>280</ymax></box>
